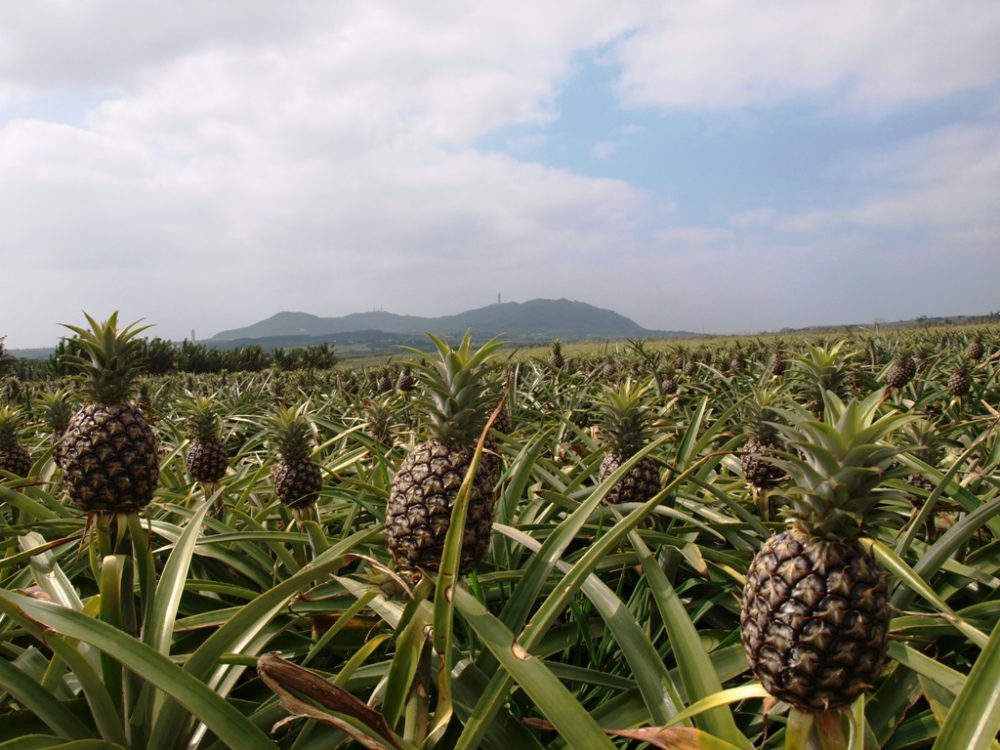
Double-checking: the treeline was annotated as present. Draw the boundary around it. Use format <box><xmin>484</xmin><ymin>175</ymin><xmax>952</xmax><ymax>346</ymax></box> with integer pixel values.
<box><xmin>5</xmin><ymin>337</ymin><xmax>337</xmax><ymax>380</ymax></box>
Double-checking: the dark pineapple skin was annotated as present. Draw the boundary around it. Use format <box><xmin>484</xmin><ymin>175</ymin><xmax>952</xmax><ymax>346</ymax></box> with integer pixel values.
<box><xmin>185</xmin><ymin>397</ymin><xmax>229</xmax><ymax>485</ymax></box>
<box><xmin>385</xmin><ymin>333</ymin><xmax>504</xmax><ymax>577</ymax></box>
<box><xmin>269</xmin><ymin>405</ymin><xmax>323</xmax><ymax>509</ymax></box>
<box><xmin>186</xmin><ymin>439</ymin><xmax>228</xmax><ymax>484</ymax></box>
<box><xmin>60</xmin><ymin>403</ymin><xmax>159</xmax><ymax>512</ymax></box>
<box><xmin>595</xmin><ymin>379</ymin><xmax>660</xmax><ymax>505</ymax></box>
<box><xmin>386</xmin><ymin>441</ymin><xmax>498</xmax><ymax>573</ymax></box>
<box><xmin>741</xmin><ymin>528</ymin><xmax>890</xmax><ymax>711</ymax></box>
<box><xmin>0</xmin><ymin>408</ymin><xmax>32</xmax><ymax>477</ymax></box>
<box><xmin>741</xmin><ymin>441</ymin><xmax>784</xmax><ymax>490</ymax></box>
<box><xmin>273</xmin><ymin>459</ymin><xmax>322</xmax><ymax>508</ymax></box>
<box><xmin>740</xmin><ymin>389</ymin><xmax>907</xmax><ymax>714</ymax></box>
<box><xmin>597</xmin><ymin>453</ymin><xmax>660</xmax><ymax>505</ymax></box>
<box><xmin>57</xmin><ymin>313</ymin><xmax>160</xmax><ymax>515</ymax></box>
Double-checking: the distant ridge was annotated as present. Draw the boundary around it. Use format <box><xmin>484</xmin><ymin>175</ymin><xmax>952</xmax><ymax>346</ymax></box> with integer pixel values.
<box><xmin>209</xmin><ymin>298</ymin><xmax>696</xmax><ymax>345</ymax></box>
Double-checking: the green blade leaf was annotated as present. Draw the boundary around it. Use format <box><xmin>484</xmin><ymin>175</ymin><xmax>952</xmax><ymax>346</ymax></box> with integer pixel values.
<box><xmin>0</xmin><ymin>591</ymin><xmax>276</xmax><ymax>750</ymax></box>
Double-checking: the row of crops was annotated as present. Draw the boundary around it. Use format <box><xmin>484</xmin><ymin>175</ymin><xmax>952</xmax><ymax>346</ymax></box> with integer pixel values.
<box><xmin>0</xmin><ymin>316</ymin><xmax>998</xmax><ymax>750</ymax></box>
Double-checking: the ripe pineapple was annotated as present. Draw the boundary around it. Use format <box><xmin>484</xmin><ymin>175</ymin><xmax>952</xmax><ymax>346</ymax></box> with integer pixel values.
<box><xmin>269</xmin><ymin>405</ymin><xmax>323</xmax><ymax>509</ymax></box>
<box><xmin>0</xmin><ymin>406</ymin><xmax>32</xmax><ymax>477</ymax></box>
<box><xmin>741</xmin><ymin>389</ymin><xmax>908</xmax><ymax>712</ymax></box>
<box><xmin>58</xmin><ymin>313</ymin><xmax>160</xmax><ymax>514</ymax></box>
<box><xmin>595</xmin><ymin>379</ymin><xmax>660</xmax><ymax>505</ymax></box>
<box><xmin>184</xmin><ymin>396</ymin><xmax>229</xmax><ymax>485</ymax></box>
<box><xmin>385</xmin><ymin>333</ymin><xmax>503</xmax><ymax>575</ymax></box>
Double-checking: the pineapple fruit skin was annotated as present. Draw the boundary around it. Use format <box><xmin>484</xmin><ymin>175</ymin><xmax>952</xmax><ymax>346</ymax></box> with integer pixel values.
<box><xmin>273</xmin><ymin>459</ymin><xmax>323</xmax><ymax>508</ymax></box>
<box><xmin>741</xmin><ymin>527</ymin><xmax>890</xmax><ymax>711</ymax></box>
<box><xmin>186</xmin><ymin>439</ymin><xmax>229</xmax><ymax>484</ymax></box>
<box><xmin>597</xmin><ymin>453</ymin><xmax>660</xmax><ymax>505</ymax></box>
<box><xmin>59</xmin><ymin>402</ymin><xmax>160</xmax><ymax>513</ymax></box>
<box><xmin>386</xmin><ymin>440</ymin><xmax>497</xmax><ymax>575</ymax></box>
<box><xmin>740</xmin><ymin>440</ymin><xmax>784</xmax><ymax>490</ymax></box>
<box><xmin>0</xmin><ymin>445</ymin><xmax>32</xmax><ymax>477</ymax></box>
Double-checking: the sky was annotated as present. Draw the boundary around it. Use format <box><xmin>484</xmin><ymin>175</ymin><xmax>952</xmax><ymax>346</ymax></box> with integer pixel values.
<box><xmin>2</xmin><ymin>1</ymin><xmax>1000</xmax><ymax>348</ymax></box>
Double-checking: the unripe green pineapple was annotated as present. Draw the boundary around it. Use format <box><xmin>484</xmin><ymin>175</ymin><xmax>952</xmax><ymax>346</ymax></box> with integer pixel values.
<box><xmin>385</xmin><ymin>333</ymin><xmax>503</xmax><ymax>576</ymax></box>
<box><xmin>595</xmin><ymin>379</ymin><xmax>660</xmax><ymax>505</ymax></box>
<box><xmin>58</xmin><ymin>313</ymin><xmax>160</xmax><ymax>514</ymax></box>
<box><xmin>185</xmin><ymin>396</ymin><xmax>228</xmax><ymax>485</ymax></box>
<box><xmin>0</xmin><ymin>406</ymin><xmax>32</xmax><ymax>477</ymax></box>
<box><xmin>269</xmin><ymin>405</ymin><xmax>322</xmax><ymax>509</ymax></box>
<box><xmin>741</xmin><ymin>389</ymin><xmax>909</xmax><ymax>712</ymax></box>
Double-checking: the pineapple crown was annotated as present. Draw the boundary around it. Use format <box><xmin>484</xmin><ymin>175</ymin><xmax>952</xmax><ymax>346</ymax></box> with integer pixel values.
<box><xmin>0</xmin><ymin>406</ymin><xmax>24</xmax><ymax>450</ymax></box>
<box><xmin>60</xmin><ymin>312</ymin><xmax>151</xmax><ymax>405</ymax></box>
<box><xmin>740</xmin><ymin>384</ymin><xmax>785</xmax><ymax>446</ymax></box>
<box><xmin>184</xmin><ymin>395</ymin><xmax>221</xmax><ymax>441</ymax></box>
<box><xmin>406</xmin><ymin>332</ymin><xmax>504</xmax><ymax>447</ymax></box>
<box><xmin>595</xmin><ymin>378</ymin><xmax>652</xmax><ymax>456</ymax></box>
<box><xmin>267</xmin><ymin>403</ymin><xmax>317</xmax><ymax>461</ymax></box>
<box><xmin>771</xmin><ymin>388</ymin><xmax>913</xmax><ymax>541</ymax></box>
<box><xmin>899</xmin><ymin>417</ymin><xmax>943</xmax><ymax>467</ymax></box>
<box><xmin>36</xmin><ymin>389</ymin><xmax>74</xmax><ymax>435</ymax></box>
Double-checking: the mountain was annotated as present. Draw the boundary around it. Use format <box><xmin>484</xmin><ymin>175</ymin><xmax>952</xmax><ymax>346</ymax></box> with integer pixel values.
<box><xmin>209</xmin><ymin>298</ymin><xmax>694</xmax><ymax>344</ymax></box>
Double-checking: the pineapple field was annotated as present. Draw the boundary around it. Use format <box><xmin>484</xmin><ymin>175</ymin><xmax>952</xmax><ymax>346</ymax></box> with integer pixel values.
<box><xmin>0</xmin><ymin>315</ymin><xmax>998</xmax><ymax>750</ymax></box>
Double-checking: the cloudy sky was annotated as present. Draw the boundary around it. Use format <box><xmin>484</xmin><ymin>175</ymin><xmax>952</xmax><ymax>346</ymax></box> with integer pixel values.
<box><xmin>2</xmin><ymin>1</ymin><xmax>999</xmax><ymax>347</ymax></box>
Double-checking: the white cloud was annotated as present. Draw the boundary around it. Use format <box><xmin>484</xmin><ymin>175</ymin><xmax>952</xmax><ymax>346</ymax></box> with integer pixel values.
<box><xmin>729</xmin><ymin>208</ymin><xmax>776</xmax><ymax>228</ymax></box>
<box><xmin>612</xmin><ymin>1</ymin><xmax>1000</xmax><ymax>111</ymax></box>
<box><xmin>590</xmin><ymin>140</ymin><xmax>621</xmax><ymax>159</ymax></box>
<box><xmin>1</xmin><ymin>1</ymin><xmax>999</xmax><ymax>347</ymax></box>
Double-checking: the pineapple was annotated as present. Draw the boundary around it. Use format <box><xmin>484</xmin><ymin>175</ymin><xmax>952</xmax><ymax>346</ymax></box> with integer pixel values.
<box><xmin>548</xmin><ymin>339</ymin><xmax>565</xmax><ymax>370</ymax></box>
<box><xmin>396</xmin><ymin>366</ymin><xmax>414</xmax><ymax>393</ymax></box>
<box><xmin>741</xmin><ymin>389</ymin><xmax>908</xmax><ymax>712</ymax></box>
<box><xmin>0</xmin><ymin>406</ymin><xmax>32</xmax><ymax>477</ymax></box>
<box><xmin>184</xmin><ymin>395</ymin><xmax>229</xmax><ymax>485</ymax></box>
<box><xmin>37</xmin><ymin>389</ymin><xmax>75</xmax><ymax>465</ymax></box>
<box><xmin>269</xmin><ymin>405</ymin><xmax>323</xmax><ymax>509</ymax></box>
<box><xmin>364</xmin><ymin>396</ymin><xmax>396</xmax><ymax>449</ymax></box>
<box><xmin>595</xmin><ymin>379</ymin><xmax>660</xmax><ymax>505</ymax></box>
<box><xmin>968</xmin><ymin>337</ymin><xmax>984</xmax><ymax>361</ymax></box>
<box><xmin>58</xmin><ymin>313</ymin><xmax>160</xmax><ymax>514</ymax></box>
<box><xmin>385</xmin><ymin>333</ymin><xmax>503</xmax><ymax>576</ymax></box>
<box><xmin>948</xmin><ymin>365</ymin><xmax>971</xmax><ymax>398</ymax></box>
<box><xmin>883</xmin><ymin>355</ymin><xmax>915</xmax><ymax>390</ymax></box>
<box><xmin>770</xmin><ymin>350</ymin><xmax>787</xmax><ymax>378</ymax></box>
<box><xmin>740</xmin><ymin>389</ymin><xmax>785</xmax><ymax>493</ymax></box>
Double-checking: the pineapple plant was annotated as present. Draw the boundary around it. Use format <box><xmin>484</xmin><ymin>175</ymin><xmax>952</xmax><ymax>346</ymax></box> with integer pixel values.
<box><xmin>385</xmin><ymin>333</ymin><xmax>503</xmax><ymax>576</ymax></box>
<box><xmin>548</xmin><ymin>339</ymin><xmax>565</xmax><ymax>370</ymax></box>
<box><xmin>595</xmin><ymin>379</ymin><xmax>660</xmax><ymax>505</ymax></box>
<box><xmin>37</xmin><ymin>389</ymin><xmax>74</xmax><ymax>461</ymax></box>
<box><xmin>0</xmin><ymin>406</ymin><xmax>32</xmax><ymax>477</ymax></box>
<box><xmin>58</xmin><ymin>313</ymin><xmax>160</xmax><ymax>514</ymax></box>
<box><xmin>363</xmin><ymin>396</ymin><xmax>396</xmax><ymax>449</ymax></box>
<box><xmin>269</xmin><ymin>404</ymin><xmax>323</xmax><ymax>509</ymax></box>
<box><xmin>184</xmin><ymin>395</ymin><xmax>229</xmax><ymax>486</ymax></box>
<box><xmin>741</xmin><ymin>389</ymin><xmax>908</xmax><ymax>712</ymax></box>
<box><xmin>740</xmin><ymin>389</ymin><xmax>785</xmax><ymax>494</ymax></box>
